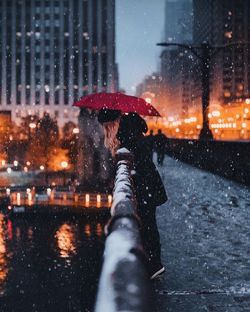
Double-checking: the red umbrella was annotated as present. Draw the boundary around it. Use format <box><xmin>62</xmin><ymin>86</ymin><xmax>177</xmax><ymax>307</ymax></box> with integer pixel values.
<box><xmin>73</xmin><ymin>92</ymin><xmax>161</xmax><ymax>117</ymax></box>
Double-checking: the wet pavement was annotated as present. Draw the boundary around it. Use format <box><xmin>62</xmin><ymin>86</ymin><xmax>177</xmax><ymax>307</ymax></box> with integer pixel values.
<box><xmin>0</xmin><ymin>215</ymin><xmax>107</xmax><ymax>312</ymax></box>
<box><xmin>155</xmin><ymin>156</ymin><xmax>250</xmax><ymax>311</ymax></box>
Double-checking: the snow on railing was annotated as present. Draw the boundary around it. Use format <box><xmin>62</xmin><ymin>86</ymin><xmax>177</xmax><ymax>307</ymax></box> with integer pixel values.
<box><xmin>95</xmin><ymin>148</ymin><xmax>152</xmax><ymax>312</ymax></box>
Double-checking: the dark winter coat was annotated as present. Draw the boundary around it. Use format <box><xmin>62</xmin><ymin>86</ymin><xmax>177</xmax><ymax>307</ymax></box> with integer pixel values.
<box><xmin>117</xmin><ymin>113</ymin><xmax>168</xmax><ymax>208</ymax></box>
<box><xmin>154</xmin><ymin>133</ymin><xmax>167</xmax><ymax>152</ymax></box>
<box><xmin>146</xmin><ymin>134</ymin><xmax>155</xmax><ymax>157</ymax></box>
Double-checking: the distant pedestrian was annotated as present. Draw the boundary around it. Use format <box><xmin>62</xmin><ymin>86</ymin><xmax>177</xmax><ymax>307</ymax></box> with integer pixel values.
<box><xmin>146</xmin><ymin>129</ymin><xmax>155</xmax><ymax>160</ymax></box>
<box><xmin>97</xmin><ymin>109</ymin><xmax>168</xmax><ymax>279</ymax></box>
<box><xmin>154</xmin><ymin>129</ymin><xmax>167</xmax><ymax>166</ymax></box>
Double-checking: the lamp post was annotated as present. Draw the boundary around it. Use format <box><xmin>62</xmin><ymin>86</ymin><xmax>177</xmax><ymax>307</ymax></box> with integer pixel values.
<box><xmin>157</xmin><ymin>41</ymin><xmax>250</xmax><ymax>140</ymax></box>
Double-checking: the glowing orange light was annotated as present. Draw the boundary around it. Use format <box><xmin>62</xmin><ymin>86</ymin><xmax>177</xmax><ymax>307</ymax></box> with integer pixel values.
<box><xmin>61</xmin><ymin>161</ymin><xmax>68</xmax><ymax>169</ymax></box>
<box><xmin>29</xmin><ymin>122</ymin><xmax>36</xmax><ymax>129</ymax></box>
<box><xmin>108</xmin><ymin>195</ymin><xmax>112</xmax><ymax>205</ymax></box>
<box><xmin>17</xmin><ymin>193</ymin><xmax>21</xmax><ymax>205</ymax></box>
<box><xmin>145</xmin><ymin>97</ymin><xmax>152</xmax><ymax>104</ymax></box>
<box><xmin>245</xmin><ymin>98</ymin><xmax>250</xmax><ymax>104</ymax></box>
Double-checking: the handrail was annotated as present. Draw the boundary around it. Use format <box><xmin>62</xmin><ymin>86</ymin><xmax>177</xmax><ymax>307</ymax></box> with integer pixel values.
<box><xmin>95</xmin><ymin>148</ymin><xmax>152</xmax><ymax>312</ymax></box>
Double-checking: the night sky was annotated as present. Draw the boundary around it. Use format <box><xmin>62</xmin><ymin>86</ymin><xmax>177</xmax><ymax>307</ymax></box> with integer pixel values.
<box><xmin>116</xmin><ymin>0</ymin><xmax>165</xmax><ymax>94</ymax></box>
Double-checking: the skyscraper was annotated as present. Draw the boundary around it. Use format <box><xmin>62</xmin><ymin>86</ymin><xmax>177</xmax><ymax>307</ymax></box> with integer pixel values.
<box><xmin>160</xmin><ymin>0</ymin><xmax>193</xmax><ymax>117</ymax></box>
<box><xmin>164</xmin><ymin>0</ymin><xmax>193</xmax><ymax>44</ymax></box>
<box><xmin>0</xmin><ymin>0</ymin><xmax>117</xmax><ymax>126</ymax></box>
<box><xmin>193</xmin><ymin>0</ymin><xmax>250</xmax><ymax>105</ymax></box>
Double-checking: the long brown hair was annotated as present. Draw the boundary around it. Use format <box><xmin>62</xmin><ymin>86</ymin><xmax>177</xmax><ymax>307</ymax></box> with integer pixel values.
<box><xmin>102</xmin><ymin>118</ymin><xmax>121</xmax><ymax>157</ymax></box>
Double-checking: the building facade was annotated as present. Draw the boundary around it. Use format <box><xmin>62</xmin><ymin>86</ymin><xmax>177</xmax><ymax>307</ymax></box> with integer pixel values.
<box><xmin>164</xmin><ymin>0</ymin><xmax>193</xmax><ymax>44</ymax></box>
<box><xmin>193</xmin><ymin>0</ymin><xmax>250</xmax><ymax>106</ymax></box>
<box><xmin>0</xmin><ymin>0</ymin><xmax>117</xmax><ymax>127</ymax></box>
<box><xmin>160</xmin><ymin>0</ymin><xmax>193</xmax><ymax>118</ymax></box>
<box><xmin>136</xmin><ymin>72</ymin><xmax>163</xmax><ymax>113</ymax></box>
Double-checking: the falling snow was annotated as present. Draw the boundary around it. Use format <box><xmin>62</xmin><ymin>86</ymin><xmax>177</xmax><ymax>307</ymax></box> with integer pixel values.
<box><xmin>154</xmin><ymin>156</ymin><xmax>250</xmax><ymax>311</ymax></box>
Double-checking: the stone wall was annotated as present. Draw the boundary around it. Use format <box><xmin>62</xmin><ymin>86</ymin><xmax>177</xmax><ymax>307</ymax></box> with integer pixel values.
<box><xmin>166</xmin><ymin>139</ymin><xmax>250</xmax><ymax>185</ymax></box>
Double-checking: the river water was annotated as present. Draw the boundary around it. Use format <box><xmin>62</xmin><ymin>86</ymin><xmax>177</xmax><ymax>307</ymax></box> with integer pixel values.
<box><xmin>0</xmin><ymin>214</ymin><xmax>106</xmax><ymax>312</ymax></box>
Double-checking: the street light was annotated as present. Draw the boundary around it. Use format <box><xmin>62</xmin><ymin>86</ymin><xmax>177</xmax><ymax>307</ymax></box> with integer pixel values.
<box><xmin>145</xmin><ymin>97</ymin><xmax>152</xmax><ymax>104</ymax></box>
<box><xmin>72</xmin><ymin>127</ymin><xmax>79</xmax><ymax>134</ymax></box>
<box><xmin>61</xmin><ymin>161</ymin><xmax>68</xmax><ymax>169</ymax></box>
<box><xmin>157</xmin><ymin>41</ymin><xmax>250</xmax><ymax>140</ymax></box>
<box><xmin>29</xmin><ymin>122</ymin><xmax>36</xmax><ymax>129</ymax></box>
<box><xmin>28</xmin><ymin>122</ymin><xmax>37</xmax><ymax>140</ymax></box>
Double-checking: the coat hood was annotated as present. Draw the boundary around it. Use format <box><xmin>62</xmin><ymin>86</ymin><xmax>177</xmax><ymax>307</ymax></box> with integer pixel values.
<box><xmin>117</xmin><ymin>113</ymin><xmax>148</xmax><ymax>145</ymax></box>
<box><xmin>97</xmin><ymin>108</ymin><xmax>121</xmax><ymax>123</ymax></box>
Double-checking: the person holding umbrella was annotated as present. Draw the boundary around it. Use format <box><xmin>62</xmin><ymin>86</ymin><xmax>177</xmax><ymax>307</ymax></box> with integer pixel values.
<box><xmin>74</xmin><ymin>93</ymin><xmax>168</xmax><ymax>279</ymax></box>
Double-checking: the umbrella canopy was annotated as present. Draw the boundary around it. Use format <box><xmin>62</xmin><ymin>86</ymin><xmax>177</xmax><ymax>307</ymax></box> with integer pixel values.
<box><xmin>73</xmin><ymin>92</ymin><xmax>161</xmax><ymax>117</ymax></box>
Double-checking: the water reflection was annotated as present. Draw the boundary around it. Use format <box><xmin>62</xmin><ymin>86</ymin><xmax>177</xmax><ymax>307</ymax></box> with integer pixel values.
<box><xmin>15</xmin><ymin>227</ymin><xmax>21</xmax><ymax>241</ymax></box>
<box><xmin>7</xmin><ymin>219</ymin><xmax>13</xmax><ymax>240</ymax></box>
<box><xmin>55</xmin><ymin>223</ymin><xmax>77</xmax><ymax>258</ymax></box>
<box><xmin>0</xmin><ymin>213</ymin><xmax>8</xmax><ymax>295</ymax></box>
<box><xmin>27</xmin><ymin>226</ymin><xmax>33</xmax><ymax>240</ymax></box>
<box><xmin>84</xmin><ymin>224</ymin><xmax>91</xmax><ymax>237</ymax></box>
<box><xmin>96</xmin><ymin>223</ymin><xmax>103</xmax><ymax>237</ymax></box>
<box><xmin>0</xmin><ymin>214</ymin><xmax>107</xmax><ymax>311</ymax></box>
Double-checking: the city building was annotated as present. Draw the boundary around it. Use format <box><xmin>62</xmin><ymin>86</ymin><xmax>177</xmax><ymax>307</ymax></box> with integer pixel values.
<box><xmin>156</xmin><ymin>0</ymin><xmax>249</xmax><ymax>139</ymax></box>
<box><xmin>0</xmin><ymin>111</ymin><xmax>11</xmax><ymax>141</ymax></box>
<box><xmin>164</xmin><ymin>0</ymin><xmax>193</xmax><ymax>44</ymax></box>
<box><xmin>136</xmin><ymin>72</ymin><xmax>163</xmax><ymax>113</ymax></box>
<box><xmin>0</xmin><ymin>0</ymin><xmax>117</xmax><ymax>127</ymax></box>
<box><xmin>160</xmin><ymin>0</ymin><xmax>193</xmax><ymax>118</ymax></box>
<box><xmin>193</xmin><ymin>0</ymin><xmax>250</xmax><ymax>139</ymax></box>
<box><xmin>193</xmin><ymin>0</ymin><xmax>250</xmax><ymax>106</ymax></box>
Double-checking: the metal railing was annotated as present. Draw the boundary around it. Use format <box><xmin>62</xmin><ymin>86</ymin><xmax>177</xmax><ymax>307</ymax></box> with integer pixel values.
<box><xmin>95</xmin><ymin>148</ymin><xmax>152</xmax><ymax>312</ymax></box>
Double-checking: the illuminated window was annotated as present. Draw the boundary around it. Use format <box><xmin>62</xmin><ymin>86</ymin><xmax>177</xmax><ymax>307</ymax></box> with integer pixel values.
<box><xmin>237</xmin><ymin>83</ymin><xmax>244</xmax><ymax>91</ymax></box>
<box><xmin>224</xmin><ymin>91</ymin><xmax>231</xmax><ymax>98</ymax></box>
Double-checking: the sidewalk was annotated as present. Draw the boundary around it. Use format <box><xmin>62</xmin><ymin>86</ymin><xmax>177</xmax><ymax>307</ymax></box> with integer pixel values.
<box><xmin>154</xmin><ymin>156</ymin><xmax>250</xmax><ymax>311</ymax></box>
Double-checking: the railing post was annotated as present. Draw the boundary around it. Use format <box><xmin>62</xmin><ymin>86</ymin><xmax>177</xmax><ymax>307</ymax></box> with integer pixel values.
<box><xmin>95</xmin><ymin>148</ymin><xmax>153</xmax><ymax>312</ymax></box>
